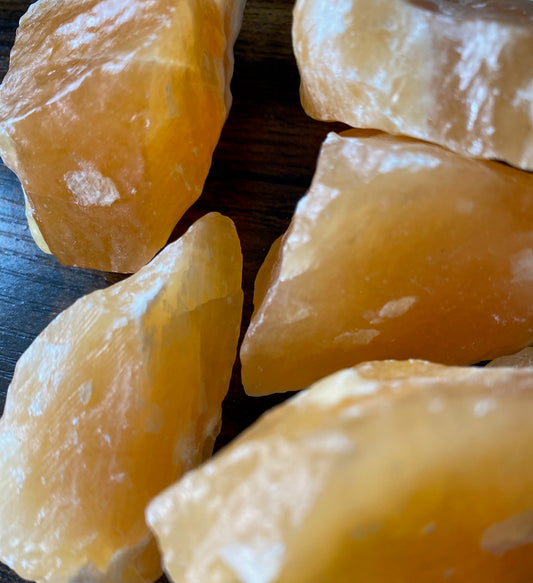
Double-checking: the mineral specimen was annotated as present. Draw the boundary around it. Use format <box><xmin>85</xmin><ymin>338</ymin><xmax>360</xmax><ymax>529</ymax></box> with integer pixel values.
<box><xmin>0</xmin><ymin>212</ymin><xmax>243</xmax><ymax>583</ymax></box>
<box><xmin>293</xmin><ymin>0</ymin><xmax>533</xmax><ymax>170</ymax></box>
<box><xmin>147</xmin><ymin>360</ymin><xmax>533</xmax><ymax>583</ymax></box>
<box><xmin>0</xmin><ymin>0</ymin><xmax>245</xmax><ymax>272</ymax></box>
<box><xmin>241</xmin><ymin>130</ymin><xmax>533</xmax><ymax>395</ymax></box>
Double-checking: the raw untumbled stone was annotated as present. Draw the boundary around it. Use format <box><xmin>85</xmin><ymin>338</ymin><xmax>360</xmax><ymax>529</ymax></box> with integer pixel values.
<box><xmin>241</xmin><ymin>130</ymin><xmax>533</xmax><ymax>395</ymax></box>
<box><xmin>147</xmin><ymin>360</ymin><xmax>533</xmax><ymax>583</ymax></box>
<box><xmin>293</xmin><ymin>0</ymin><xmax>533</xmax><ymax>170</ymax></box>
<box><xmin>0</xmin><ymin>0</ymin><xmax>245</xmax><ymax>272</ymax></box>
<box><xmin>0</xmin><ymin>213</ymin><xmax>243</xmax><ymax>583</ymax></box>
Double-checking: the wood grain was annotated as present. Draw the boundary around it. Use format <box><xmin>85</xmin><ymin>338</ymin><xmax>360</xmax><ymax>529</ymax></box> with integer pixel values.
<box><xmin>0</xmin><ymin>1</ymin><xmax>341</xmax><ymax>581</ymax></box>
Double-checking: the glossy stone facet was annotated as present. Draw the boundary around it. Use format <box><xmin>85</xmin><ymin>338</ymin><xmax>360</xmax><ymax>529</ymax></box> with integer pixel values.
<box><xmin>147</xmin><ymin>360</ymin><xmax>533</xmax><ymax>583</ymax></box>
<box><xmin>0</xmin><ymin>0</ymin><xmax>245</xmax><ymax>272</ymax></box>
<box><xmin>241</xmin><ymin>130</ymin><xmax>533</xmax><ymax>395</ymax></box>
<box><xmin>293</xmin><ymin>0</ymin><xmax>533</xmax><ymax>170</ymax></box>
<box><xmin>0</xmin><ymin>213</ymin><xmax>243</xmax><ymax>583</ymax></box>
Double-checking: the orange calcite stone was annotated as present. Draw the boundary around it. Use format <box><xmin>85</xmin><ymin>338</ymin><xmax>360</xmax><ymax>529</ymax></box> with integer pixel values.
<box><xmin>241</xmin><ymin>130</ymin><xmax>533</xmax><ymax>395</ymax></box>
<box><xmin>0</xmin><ymin>213</ymin><xmax>243</xmax><ymax>583</ymax></box>
<box><xmin>0</xmin><ymin>0</ymin><xmax>245</xmax><ymax>272</ymax></box>
<box><xmin>146</xmin><ymin>360</ymin><xmax>533</xmax><ymax>583</ymax></box>
<box><xmin>293</xmin><ymin>0</ymin><xmax>533</xmax><ymax>170</ymax></box>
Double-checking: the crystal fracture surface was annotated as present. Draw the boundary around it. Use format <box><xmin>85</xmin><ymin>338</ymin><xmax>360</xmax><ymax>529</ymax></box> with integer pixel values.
<box><xmin>147</xmin><ymin>360</ymin><xmax>533</xmax><ymax>583</ymax></box>
<box><xmin>0</xmin><ymin>213</ymin><xmax>243</xmax><ymax>583</ymax></box>
<box><xmin>241</xmin><ymin>130</ymin><xmax>533</xmax><ymax>395</ymax></box>
<box><xmin>293</xmin><ymin>0</ymin><xmax>533</xmax><ymax>170</ymax></box>
<box><xmin>0</xmin><ymin>0</ymin><xmax>245</xmax><ymax>272</ymax></box>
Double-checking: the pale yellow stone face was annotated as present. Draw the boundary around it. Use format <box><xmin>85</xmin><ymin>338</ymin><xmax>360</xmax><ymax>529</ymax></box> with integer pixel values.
<box><xmin>0</xmin><ymin>213</ymin><xmax>243</xmax><ymax>583</ymax></box>
<box><xmin>241</xmin><ymin>130</ymin><xmax>533</xmax><ymax>395</ymax></box>
<box><xmin>293</xmin><ymin>0</ymin><xmax>533</xmax><ymax>170</ymax></box>
<box><xmin>146</xmin><ymin>360</ymin><xmax>533</xmax><ymax>583</ymax></box>
<box><xmin>0</xmin><ymin>0</ymin><xmax>245</xmax><ymax>272</ymax></box>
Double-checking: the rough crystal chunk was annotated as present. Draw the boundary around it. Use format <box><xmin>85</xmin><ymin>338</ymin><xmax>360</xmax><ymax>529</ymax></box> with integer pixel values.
<box><xmin>0</xmin><ymin>212</ymin><xmax>243</xmax><ymax>583</ymax></box>
<box><xmin>241</xmin><ymin>130</ymin><xmax>533</xmax><ymax>395</ymax></box>
<box><xmin>293</xmin><ymin>0</ymin><xmax>533</xmax><ymax>170</ymax></box>
<box><xmin>0</xmin><ymin>0</ymin><xmax>245</xmax><ymax>272</ymax></box>
<box><xmin>147</xmin><ymin>360</ymin><xmax>533</xmax><ymax>583</ymax></box>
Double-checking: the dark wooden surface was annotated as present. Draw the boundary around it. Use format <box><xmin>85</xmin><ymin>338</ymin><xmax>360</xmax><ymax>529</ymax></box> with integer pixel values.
<box><xmin>0</xmin><ymin>1</ymin><xmax>343</xmax><ymax>582</ymax></box>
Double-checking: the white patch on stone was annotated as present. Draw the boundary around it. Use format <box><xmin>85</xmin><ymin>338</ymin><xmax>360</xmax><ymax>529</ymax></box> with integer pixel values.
<box><xmin>378</xmin><ymin>152</ymin><xmax>440</xmax><ymax>173</ymax></box>
<box><xmin>173</xmin><ymin>429</ymin><xmax>199</xmax><ymax>468</ymax></box>
<box><xmin>296</xmin><ymin>369</ymin><xmax>380</xmax><ymax>407</ymax></box>
<box><xmin>377</xmin><ymin>296</ymin><xmax>418</xmax><ymax>320</ymax></box>
<box><xmin>11</xmin><ymin>467</ymin><xmax>25</xmax><ymax>489</ymax></box>
<box><xmin>511</xmin><ymin>249</ymin><xmax>533</xmax><ymax>282</ymax></box>
<box><xmin>129</xmin><ymin>280</ymin><xmax>166</xmax><ymax>319</ymax></box>
<box><xmin>306</xmin><ymin>432</ymin><xmax>355</xmax><ymax>454</ymax></box>
<box><xmin>311</xmin><ymin>0</ymin><xmax>352</xmax><ymax>45</ymax></box>
<box><xmin>78</xmin><ymin>380</ymin><xmax>93</xmax><ymax>406</ymax></box>
<box><xmin>473</xmin><ymin>398</ymin><xmax>497</xmax><ymax>417</ymax></box>
<box><xmin>220</xmin><ymin>542</ymin><xmax>285</xmax><ymax>583</ymax></box>
<box><xmin>341</xmin><ymin>404</ymin><xmax>363</xmax><ymax>419</ymax></box>
<box><xmin>285</xmin><ymin>303</ymin><xmax>313</xmax><ymax>324</ymax></box>
<box><xmin>334</xmin><ymin>329</ymin><xmax>380</xmax><ymax>345</ymax></box>
<box><xmin>65</xmin><ymin>161</ymin><xmax>120</xmax><ymax>207</ymax></box>
<box><xmin>512</xmin><ymin>78</ymin><xmax>533</xmax><ymax>123</ymax></box>
<box><xmin>481</xmin><ymin>508</ymin><xmax>533</xmax><ymax>555</ymax></box>
<box><xmin>29</xmin><ymin>392</ymin><xmax>44</xmax><ymax>416</ymax></box>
